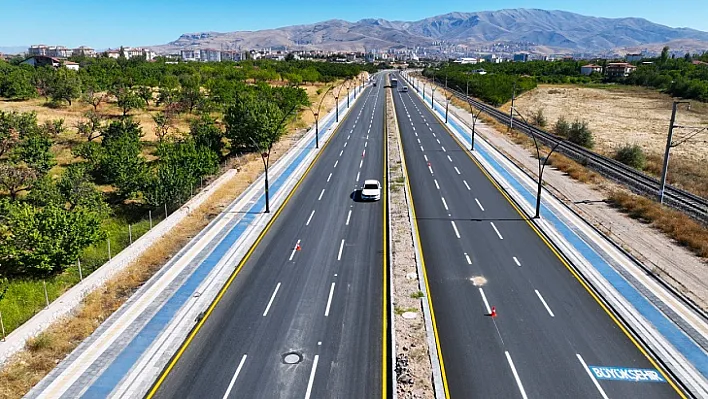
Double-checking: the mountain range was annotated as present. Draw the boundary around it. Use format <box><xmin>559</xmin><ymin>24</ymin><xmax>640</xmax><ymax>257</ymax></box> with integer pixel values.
<box><xmin>149</xmin><ymin>9</ymin><xmax>708</xmax><ymax>55</ymax></box>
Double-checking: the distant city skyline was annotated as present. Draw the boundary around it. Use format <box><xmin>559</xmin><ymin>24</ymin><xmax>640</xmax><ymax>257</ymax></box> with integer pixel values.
<box><xmin>1</xmin><ymin>0</ymin><xmax>707</xmax><ymax>49</ymax></box>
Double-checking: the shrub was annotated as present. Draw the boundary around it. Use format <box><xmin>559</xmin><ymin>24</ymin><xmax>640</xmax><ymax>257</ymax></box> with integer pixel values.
<box><xmin>567</xmin><ymin>119</ymin><xmax>594</xmax><ymax>148</ymax></box>
<box><xmin>615</xmin><ymin>144</ymin><xmax>646</xmax><ymax>169</ymax></box>
<box><xmin>531</xmin><ymin>108</ymin><xmax>547</xmax><ymax>127</ymax></box>
<box><xmin>553</xmin><ymin>116</ymin><xmax>570</xmax><ymax>137</ymax></box>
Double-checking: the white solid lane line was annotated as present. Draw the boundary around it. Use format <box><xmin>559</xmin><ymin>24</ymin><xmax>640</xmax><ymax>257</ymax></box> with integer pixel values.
<box><xmin>454</xmin><ymin>167</ymin><xmax>461</xmax><ymax>175</ymax></box>
<box><xmin>289</xmin><ymin>239</ymin><xmax>301</xmax><ymax>261</ymax></box>
<box><xmin>451</xmin><ymin>221</ymin><xmax>461</xmax><ymax>239</ymax></box>
<box><xmin>262</xmin><ymin>283</ymin><xmax>281</xmax><ymax>317</ymax></box>
<box><xmin>513</xmin><ymin>257</ymin><xmax>521</xmax><ymax>267</ymax></box>
<box><xmin>577</xmin><ymin>354</ymin><xmax>610</xmax><ymax>399</ymax></box>
<box><xmin>475</xmin><ymin>198</ymin><xmax>485</xmax><ymax>211</ymax></box>
<box><xmin>306</xmin><ymin>210</ymin><xmax>315</xmax><ymax>226</ymax></box>
<box><xmin>337</xmin><ymin>239</ymin><xmax>345</xmax><ymax>260</ymax></box>
<box><xmin>463</xmin><ymin>180</ymin><xmax>471</xmax><ymax>190</ymax></box>
<box><xmin>334</xmin><ymin>160</ymin><xmax>339</xmax><ymax>168</ymax></box>
<box><xmin>346</xmin><ymin>210</ymin><xmax>352</xmax><ymax>226</ymax></box>
<box><xmin>490</xmin><ymin>222</ymin><xmax>503</xmax><ymax>240</ymax></box>
<box><xmin>222</xmin><ymin>354</ymin><xmax>247</xmax><ymax>399</ymax></box>
<box><xmin>324</xmin><ymin>282</ymin><xmax>336</xmax><ymax>317</ymax></box>
<box><xmin>505</xmin><ymin>352</ymin><xmax>529</xmax><ymax>399</ymax></box>
<box><xmin>327</xmin><ymin>173</ymin><xmax>332</xmax><ymax>182</ymax></box>
<box><xmin>434</xmin><ymin>179</ymin><xmax>440</xmax><ymax>190</ymax></box>
<box><xmin>441</xmin><ymin>197</ymin><xmax>448</xmax><ymax>211</ymax></box>
<box><xmin>304</xmin><ymin>355</ymin><xmax>320</xmax><ymax>399</ymax></box>
<box><xmin>465</xmin><ymin>253</ymin><xmax>472</xmax><ymax>265</ymax></box>
<box><xmin>479</xmin><ymin>288</ymin><xmax>491</xmax><ymax>314</ymax></box>
<box><xmin>535</xmin><ymin>290</ymin><xmax>555</xmax><ymax>317</ymax></box>
<box><xmin>318</xmin><ymin>189</ymin><xmax>325</xmax><ymax>201</ymax></box>
<box><xmin>447</xmin><ymin>155</ymin><xmax>453</xmax><ymax>162</ymax></box>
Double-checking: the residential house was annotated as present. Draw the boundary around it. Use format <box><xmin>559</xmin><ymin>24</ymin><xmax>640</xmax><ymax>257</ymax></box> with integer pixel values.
<box><xmin>180</xmin><ymin>49</ymin><xmax>200</xmax><ymax>61</ymax></box>
<box><xmin>48</xmin><ymin>46</ymin><xmax>71</xmax><ymax>58</ymax></box>
<box><xmin>605</xmin><ymin>62</ymin><xmax>637</xmax><ymax>77</ymax></box>
<box><xmin>21</xmin><ymin>55</ymin><xmax>78</xmax><ymax>70</ymax></box>
<box><xmin>105</xmin><ymin>49</ymin><xmax>122</xmax><ymax>59</ymax></box>
<box><xmin>63</xmin><ymin>61</ymin><xmax>80</xmax><ymax>71</ymax></box>
<box><xmin>580</xmin><ymin>64</ymin><xmax>603</xmax><ymax>75</ymax></box>
<box><xmin>72</xmin><ymin>46</ymin><xmax>96</xmax><ymax>57</ymax></box>
<box><xmin>200</xmin><ymin>48</ymin><xmax>221</xmax><ymax>62</ymax></box>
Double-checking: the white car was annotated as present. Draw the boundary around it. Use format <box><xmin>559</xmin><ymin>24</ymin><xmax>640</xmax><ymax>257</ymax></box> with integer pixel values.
<box><xmin>360</xmin><ymin>179</ymin><xmax>381</xmax><ymax>201</ymax></box>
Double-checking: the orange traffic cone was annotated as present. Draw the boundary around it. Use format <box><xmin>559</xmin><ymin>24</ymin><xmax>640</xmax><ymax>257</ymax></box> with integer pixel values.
<box><xmin>295</xmin><ymin>243</ymin><xmax>301</xmax><ymax>251</ymax></box>
<box><xmin>427</xmin><ymin>162</ymin><xmax>431</xmax><ymax>167</ymax></box>
<box><xmin>490</xmin><ymin>306</ymin><xmax>497</xmax><ymax>318</ymax></box>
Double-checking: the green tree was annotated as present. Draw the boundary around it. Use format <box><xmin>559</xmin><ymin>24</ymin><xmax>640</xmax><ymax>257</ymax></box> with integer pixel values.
<box><xmin>567</xmin><ymin>119</ymin><xmax>594</xmax><ymax>148</ymax></box>
<box><xmin>0</xmin><ymin>199</ymin><xmax>105</xmax><ymax>278</ymax></box>
<box><xmin>152</xmin><ymin>110</ymin><xmax>175</xmax><ymax>143</ymax></box>
<box><xmin>0</xmin><ymin>69</ymin><xmax>37</xmax><ymax>100</ymax></box>
<box><xmin>75</xmin><ymin>110</ymin><xmax>104</xmax><ymax>141</ymax></box>
<box><xmin>0</xmin><ymin>163</ymin><xmax>37</xmax><ymax>200</ymax></box>
<box><xmin>82</xmin><ymin>86</ymin><xmax>107</xmax><ymax>112</ymax></box>
<box><xmin>136</xmin><ymin>86</ymin><xmax>154</xmax><ymax>106</ymax></box>
<box><xmin>189</xmin><ymin>114</ymin><xmax>225</xmax><ymax>157</ymax></box>
<box><xmin>614</xmin><ymin>144</ymin><xmax>646</xmax><ymax>169</ymax></box>
<box><xmin>11</xmin><ymin>130</ymin><xmax>56</xmax><ymax>175</ymax></box>
<box><xmin>553</xmin><ymin>116</ymin><xmax>571</xmax><ymax>138</ymax></box>
<box><xmin>113</xmin><ymin>87</ymin><xmax>146</xmax><ymax>117</ymax></box>
<box><xmin>224</xmin><ymin>92</ymin><xmax>291</xmax><ymax>151</ymax></box>
<box><xmin>49</xmin><ymin>68</ymin><xmax>82</xmax><ymax>106</ymax></box>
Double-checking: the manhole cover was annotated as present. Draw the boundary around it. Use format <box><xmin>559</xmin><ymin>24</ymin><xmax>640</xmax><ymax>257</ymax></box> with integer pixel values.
<box><xmin>402</xmin><ymin>312</ymin><xmax>418</xmax><ymax>319</ymax></box>
<box><xmin>283</xmin><ymin>352</ymin><xmax>302</xmax><ymax>364</ymax></box>
<box><xmin>470</xmin><ymin>276</ymin><xmax>487</xmax><ymax>286</ymax></box>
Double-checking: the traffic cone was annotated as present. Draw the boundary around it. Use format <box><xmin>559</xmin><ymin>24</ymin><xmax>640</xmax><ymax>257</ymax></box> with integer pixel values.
<box><xmin>490</xmin><ymin>306</ymin><xmax>497</xmax><ymax>318</ymax></box>
<box><xmin>295</xmin><ymin>243</ymin><xmax>301</xmax><ymax>251</ymax></box>
<box><xmin>427</xmin><ymin>162</ymin><xmax>431</xmax><ymax>167</ymax></box>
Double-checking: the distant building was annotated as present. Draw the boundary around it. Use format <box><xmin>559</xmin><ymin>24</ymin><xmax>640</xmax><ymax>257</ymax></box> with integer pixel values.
<box><xmin>580</xmin><ymin>64</ymin><xmax>603</xmax><ymax>75</ymax></box>
<box><xmin>220</xmin><ymin>50</ymin><xmax>243</xmax><ymax>62</ymax></box>
<box><xmin>180</xmin><ymin>49</ymin><xmax>200</xmax><ymax>61</ymax></box>
<box><xmin>513</xmin><ymin>53</ymin><xmax>529</xmax><ymax>62</ymax></box>
<box><xmin>454</xmin><ymin>57</ymin><xmax>478</xmax><ymax>64</ymax></box>
<box><xmin>625</xmin><ymin>53</ymin><xmax>643</xmax><ymax>62</ymax></box>
<box><xmin>692</xmin><ymin>60</ymin><xmax>708</xmax><ymax>66</ymax></box>
<box><xmin>605</xmin><ymin>62</ymin><xmax>637</xmax><ymax>77</ymax></box>
<box><xmin>28</xmin><ymin>45</ymin><xmax>71</xmax><ymax>58</ymax></box>
<box><xmin>105</xmin><ymin>49</ymin><xmax>122</xmax><ymax>59</ymax></box>
<box><xmin>72</xmin><ymin>46</ymin><xmax>96</xmax><ymax>57</ymax></box>
<box><xmin>479</xmin><ymin>54</ymin><xmax>501</xmax><ymax>63</ymax></box>
<box><xmin>200</xmin><ymin>48</ymin><xmax>221</xmax><ymax>62</ymax></box>
<box><xmin>63</xmin><ymin>61</ymin><xmax>80</xmax><ymax>71</ymax></box>
<box><xmin>28</xmin><ymin>45</ymin><xmax>49</xmax><ymax>56</ymax></box>
<box><xmin>21</xmin><ymin>55</ymin><xmax>78</xmax><ymax>70</ymax></box>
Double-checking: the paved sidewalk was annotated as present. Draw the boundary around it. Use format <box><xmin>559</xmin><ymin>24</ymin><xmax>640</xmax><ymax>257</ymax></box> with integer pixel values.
<box><xmin>404</xmin><ymin>74</ymin><xmax>708</xmax><ymax>397</ymax></box>
<box><xmin>27</xmin><ymin>86</ymin><xmax>369</xmax><ymax>399</ymax></box>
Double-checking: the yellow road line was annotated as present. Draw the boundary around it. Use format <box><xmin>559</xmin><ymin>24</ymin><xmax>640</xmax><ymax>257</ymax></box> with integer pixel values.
<box><xmin>430</xmin><ymin>96</ymin><xmax>687</xmax><ymax>399</ymax></box>
<box><xmin>146</xmin><ymin>94</ymin><xmax>358</xmax><ymax>399</ymax></box>
<box><xmin>392</xmin><ymin>86</ymin><xmax>451</xmax><ymax>398</ymax></box>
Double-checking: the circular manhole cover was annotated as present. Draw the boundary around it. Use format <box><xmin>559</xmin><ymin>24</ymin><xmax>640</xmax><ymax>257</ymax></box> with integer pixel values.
<box><xmin>283</xmin><ymin>352</ymin><xmax>302</xmax><ymax>364</ymax></box>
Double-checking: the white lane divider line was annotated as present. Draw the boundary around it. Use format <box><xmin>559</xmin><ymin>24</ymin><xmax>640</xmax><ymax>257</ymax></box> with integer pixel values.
<box><xmin>428</xmin><ymin>165</ymin><xmax>434</xmax><ymax>175</ymax></box>
<box><xmin>344</xmin><ymin>142</ymin><xmax>348</xmax><ymax>148</ymax></box>
<box><xmin>441</xmin><ymin>146</ymin><xmax>447</xmax><ymax>152</ymax></box>
<box><xmin>434</xmin><ymin>179</ymin><xmax>440</xmax><ymax>190</ymax></box>
<box><xmin>222</xmin><ymin>354</ymin><xmax>247</xmax><ymax>399</ymax></box>
<box><xmin>479</xmin><ymin>288</ymin><xmax>491</xmax><ymax>314</ymax></box>
<box><xmin>415</xmin><ymin>132</ymin><xmax>418</xmax><ymax>137</ymax></box>
<box><xmin>318</xmin><ymin>189</ymin><xmax>325</xmax><ymax>201</ymax></box>
<box><xmin>432</xmin><ymin>132</ymin><xmax>436</xmax><ymax>137</ymax></box>
<box><xmin>535</xmin><ymin>290</ymin><xmax>555</xmax><ymax>317</ymax></box>
<box><xmin>475</xmin><ymin>198</ymin><xmax>485</xmax><ymax>211</ymax></box>
<box><xmin>420</xmin><ymin>145</ymin><xmax>424</xmax><ymax>152</ymax></box>
<box><xmin>490</xmin><ymin>222</ymin><xmax>503</xmax><ymax>240</ymax></box>
<box><xmin>505</xmin><ymin>351</ymin><xmax>529</xmax><ymax>399</ymax></box>
<box><xmin>441</xmin><ymin>197</ymin><xmax>448</xmax><ymax>211</ymax></box>
<box><xmin>346</xmin><ymin>210</ymin><xmax>352</xmax><ymax>226</ymax></box>
<box><xmin>289</xmin><ymin>239</ymin><xmax>301</xmax><ymax>261</ymax></box>
<box><xmin>447</xmin><ymin>155</ymin><xmax>453</xmax><ymax>162</ymax></box>
<box><xmin>356</xmin><ymin>171</ymin><xmax>360</xmax><ymax>182</ymax></box>
<box><xmin>436</xmin><ymin>139</ymin><xmax>441</xmax><ymax>144</ymax></box>
<box><xmin>577</xmin><ymin>354</ymin><xmax>610</xmax><ymax>399</ymax></box>
<box><xmin>337</xmin><ymin>239</ymin><xmax>345</xmax><ymax>260</ymax></box>
<box><xmin>306</xmin><ymin>210</ymin><xmax>315</xmax><ymax>226</ymax></box>
<box><xmin>513</xmin><ymin>257</ymin><xmax>521</xmax><ymax>267</ymax></box>
<box><xmin>454</xmin><ymin>166</ymin><xmax>461</xmax><ymax>175</ymax></box>
<box><xmin>451</xmin><ymin>221</ymin><xmax>460</xmax><ymax>239</ymax></box>
<box><xmin>359</xmin><ymin>159</ymin><xmax>363</xmax><ymax>169</ymax></box>
<box><xmin>339</xmin><ymin>150</ymin><xmax>343</xmax><ymax>157</ymax></box>
<box><xmin>365</xmin><ymin>141</ymin><xmax>368</xmax><ymax>148</ymax></box>
<box><xmin>324</xmin><ymin>282</ymin><xmax>336</xmax><ymax>317</ymax></box>
<box><xmin>262</xmin><ymin>283</ymin><xmax>281</xmax><ymax>317</ymax></box>
<box><xmin>465</xmin><ymin>253</ymin><xmax>472</xmax><ymax>265</ymax></box>
<box><xmin>327</xmin><ymin>173</ymin><xmax>332</xmax><ymax>182</ymax></box>
<box><xmin>417</xmin><ymin>138</ymin><xmax>421</xmax><ymax>144</ymax></box>
<box><xmin>424</xmin><ymin>154</ymin><xmax>428</xmax><ymax>162</ymax></box>
<box><xmin>463</xmin><ymin>180</ymin><xmax>471</xmax><ymax>190</ymax></box>
<box><xmin>366</xmin><ymin>134</ymin><xmax>369</xmax><ymax>140</ymax></box>
<box><xmin>304</xmin><ymin>355</ymin><xmax>320</xmax><ymax>399</ymax></box>
<box><xmin>334</xmin><ymin>160</ymin><xmax>339</xmax><ymax>168</ymax></box>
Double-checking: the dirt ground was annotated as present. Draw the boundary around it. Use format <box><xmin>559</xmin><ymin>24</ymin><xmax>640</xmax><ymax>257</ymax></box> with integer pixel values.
<box><xmin>504</xmin><ymin>84</ymin><xmax>708</xmax><ymax>196</ymax></box>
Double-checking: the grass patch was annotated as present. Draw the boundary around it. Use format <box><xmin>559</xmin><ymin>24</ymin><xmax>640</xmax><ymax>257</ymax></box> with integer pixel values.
<box><xmin>410</xmin><ymin>291</ymin><xmax>425</xmax><ymax>299</ymax></box>
<box><xmin>394</xmin><ymin>306</ymin><xmax>418</xmax><ymax>316</ymax></box>
<box><xmin>607</xmin><ymin>189</ymin><xmax>708</xmax><ymax>258</ymax></box>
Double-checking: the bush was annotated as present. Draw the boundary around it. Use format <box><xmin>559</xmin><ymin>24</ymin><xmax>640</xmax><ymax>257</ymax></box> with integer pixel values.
<box><xmin>567</xmin><ymin>119</ymin><xmax>594</xmax><ymax>148</ymax></box>
<box><xmin>615</xmin><ymin>144</ymin><xmax>646</xmax><ymax>169</ymax></box>
<box><xmin>531</xmin><ymin>108</ymin><xmax>547</xmax><ymax>127</ymax></box>
<box><xmin>553</xmin><ymin>116</ymin><xmax>571</xmax><ymax>137</ymax></box>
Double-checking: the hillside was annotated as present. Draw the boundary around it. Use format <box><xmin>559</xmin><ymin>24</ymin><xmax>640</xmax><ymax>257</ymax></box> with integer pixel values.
<box><xmin>148</xmin><ymin>8</ymin><xmax>708</xmax><ymax>55</ymax></box>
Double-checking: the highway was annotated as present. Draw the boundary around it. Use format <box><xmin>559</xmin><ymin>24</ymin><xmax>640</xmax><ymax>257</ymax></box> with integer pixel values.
<box><xmin>392</xmin><ymin>73</ymin><xmax>683</xmax><ymax>399</ymax></box>
<box><xmin>150</xmin><ymin>78</ymin><xmax>388</xmax><ymax>399</ymax></box>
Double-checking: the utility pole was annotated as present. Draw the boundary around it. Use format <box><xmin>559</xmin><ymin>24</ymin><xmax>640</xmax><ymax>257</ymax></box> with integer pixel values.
<box><xmin>509</xmin><ymin>80</ymin><xmax>517</xmax><ymax>131</ymax></box>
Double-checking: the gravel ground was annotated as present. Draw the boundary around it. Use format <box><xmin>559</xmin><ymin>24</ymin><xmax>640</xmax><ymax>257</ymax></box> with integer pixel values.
<box><xmin>387</xmin><ymin>87</ymin><xmax>435</xmax><ymax>399</ymax></box>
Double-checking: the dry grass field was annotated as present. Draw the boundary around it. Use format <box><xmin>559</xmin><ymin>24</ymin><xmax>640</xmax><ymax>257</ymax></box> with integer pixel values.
<box><xmin>504</xmin><ymin>84</ymin><xmax>708</xmax><ymax>197</ymax></box>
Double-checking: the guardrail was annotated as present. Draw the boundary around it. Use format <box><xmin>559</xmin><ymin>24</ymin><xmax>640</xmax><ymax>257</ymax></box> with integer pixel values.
<box><xmin>419</xmin><ymin>75</ymin><xmax>708</xmax><ymax>224</ymax></box>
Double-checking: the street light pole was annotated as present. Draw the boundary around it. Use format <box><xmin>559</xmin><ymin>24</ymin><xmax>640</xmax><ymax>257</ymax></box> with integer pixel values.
<box><xmin>509</xmin><ymin>80</ymin><xmax>517</xmax><ymax>131</ymax></box>
<box><xmin>470</xmin><ymin>107</ymin><xmax>482</xmax><ymax>151</ymax></box>
<box><xmin>307</xmin><ymin>85</ymin><xmax>334</xmax><ymax>149</ymax></box>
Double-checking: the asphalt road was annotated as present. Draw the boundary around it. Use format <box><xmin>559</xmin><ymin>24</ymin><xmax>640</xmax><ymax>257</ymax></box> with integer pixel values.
<box><xmin>151</xmin><ymin>78</ymin><xmax>388</xmax><ymax>399</ymax></box>
<box><xmin>392</xmin><ymin>73</ymin><xmax>682</xmax><ymax>399</ymax></box>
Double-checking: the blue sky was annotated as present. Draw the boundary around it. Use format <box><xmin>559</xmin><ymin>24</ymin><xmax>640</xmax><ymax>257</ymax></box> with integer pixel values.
<box><xmin>1</xmin><ymin>0</ymin><xmax>706</xmax><ymax>49</ymax></box>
